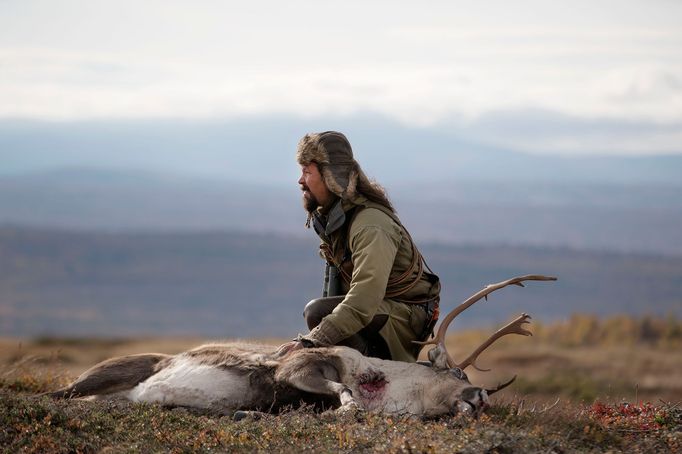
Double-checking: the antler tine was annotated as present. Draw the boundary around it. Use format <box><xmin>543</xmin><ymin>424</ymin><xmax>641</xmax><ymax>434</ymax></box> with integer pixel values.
<box><xmin>414</xmin><ymin>275</ymin><xmax>556</xmax><ymax>369</ymax></box>
<box><xmin>458</xmin><ymin>313</ymin><xmax>532</xmax><ymax>372</ymax></box>
<box><xmin>485</xmin><ymin>375</ymin><xmax>517</xmax><ymax>395</ymax></box>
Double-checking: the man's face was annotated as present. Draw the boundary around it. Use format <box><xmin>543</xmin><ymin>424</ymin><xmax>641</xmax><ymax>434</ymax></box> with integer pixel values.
<box><xmin>299</xmin><ymin>163</ymin><xmax>333</xmax><ymax>212</ymax></box>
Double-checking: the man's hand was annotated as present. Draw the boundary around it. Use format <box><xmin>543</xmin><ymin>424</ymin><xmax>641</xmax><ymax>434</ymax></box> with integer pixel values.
<box><xmin>275</xmin><ymin>340</ymin><xmax>304</xmax><ymax>357</ymax></box>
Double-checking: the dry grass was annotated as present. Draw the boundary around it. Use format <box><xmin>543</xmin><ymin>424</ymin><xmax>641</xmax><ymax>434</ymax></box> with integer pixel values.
<box><xmin>1</xmin><ymin>316</ymin><xmax>681</xmax><ymax>453</ymax></box>
<box><xmin>1</xmin><ymin>384</ymin><xmax>679</xmax><ymax>453</ymax></box>
<box><xmin>445</xmin><ymin>336</ymin><xmax>682</xmax><ymax>404</ymax></box>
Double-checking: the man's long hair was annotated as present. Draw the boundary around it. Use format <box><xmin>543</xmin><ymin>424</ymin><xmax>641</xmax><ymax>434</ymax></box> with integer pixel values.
<box><xmin>357</xmin><ymin>175</ymin><xmax>395</xmax><ymax>212</ymax></box>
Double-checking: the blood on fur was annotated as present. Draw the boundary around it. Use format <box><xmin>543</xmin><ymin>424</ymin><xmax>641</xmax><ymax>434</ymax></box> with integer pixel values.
<box><xmin>355</xmin><ymin>368</ymin><xmax>389</xmax><ymax>400</ymax></box>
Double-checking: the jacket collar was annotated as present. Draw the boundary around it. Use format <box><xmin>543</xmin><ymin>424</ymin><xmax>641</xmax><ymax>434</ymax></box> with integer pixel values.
<box><xmin>313</xmin><ymin>196</ymin><xmax>367</xmax><ymax>239</ymax></box>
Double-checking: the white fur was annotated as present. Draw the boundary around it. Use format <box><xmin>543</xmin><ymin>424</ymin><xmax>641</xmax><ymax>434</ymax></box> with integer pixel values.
<box><xmin>127</xmin><ymin>357</ymin><xmax>248</xmax><ymax>410</ymax></box>
<box><xmin>325</xmin><ymin>348</ymin><xmax>449</xmax><ymax>415</ymax></box>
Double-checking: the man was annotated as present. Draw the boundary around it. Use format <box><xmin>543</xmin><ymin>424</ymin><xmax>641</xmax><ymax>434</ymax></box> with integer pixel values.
<box><xmin>278</xmin><ymin>131</ymin><xmax>440</xmax><ymax>362</ymax></box>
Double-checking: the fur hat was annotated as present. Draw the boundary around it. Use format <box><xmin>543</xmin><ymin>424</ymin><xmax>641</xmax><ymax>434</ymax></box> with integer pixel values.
<box><xmin>296</xmin><ymin>131</ymin><xmax>364</xmax><ymax>200</ymax></box>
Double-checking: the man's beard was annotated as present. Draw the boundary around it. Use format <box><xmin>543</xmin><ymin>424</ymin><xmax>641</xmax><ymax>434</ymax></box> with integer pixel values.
<box><xmin>301</xmin><ymin>189</ymin><xmax>319</xmax><ymax>213</ymax></box>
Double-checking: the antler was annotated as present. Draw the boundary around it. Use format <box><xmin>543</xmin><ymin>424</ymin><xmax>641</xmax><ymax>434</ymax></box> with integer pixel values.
<box><xmin>459</xmin><ymin>314</ymin><xmax>532</xmax><ymax>371</ymax></box>
<box><xmin>485</xmin><ymin>375</ymin><xmax>517</xmax><ymax>395</ymax></box>
<box><xmin>415</xmin><ymin>274</ymin><xmax>557</xmax><ymax>370</ymax></box>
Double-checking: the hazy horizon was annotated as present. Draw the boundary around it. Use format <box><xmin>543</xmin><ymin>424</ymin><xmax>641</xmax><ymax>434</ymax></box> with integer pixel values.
<box><xmin>2</xmin><ymin>2</ymin><xmax>681</xmax><ymax>343</ymax></box>
<box><xmin>3</xmin><ymin>0</ymin><xmax>681</xmax><ymax>157</ymax></box>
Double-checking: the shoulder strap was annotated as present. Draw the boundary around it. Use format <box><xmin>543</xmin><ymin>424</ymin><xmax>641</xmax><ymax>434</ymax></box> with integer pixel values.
<box><xmin>334</xmin><ymin>201</ymin><xmax>436</xmax><ymax>302</ymax></box>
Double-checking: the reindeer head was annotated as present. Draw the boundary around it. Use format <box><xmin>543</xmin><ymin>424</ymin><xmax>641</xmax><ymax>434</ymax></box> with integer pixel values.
<box><xmin>420</xmin><ymin>365</ymin><xmax>517</xmax><ymax>418</ymax></box>
<box><xmin>415</xmin><ymin>275</ymin><xmax>557</xmax><ymax>417</ymax></box>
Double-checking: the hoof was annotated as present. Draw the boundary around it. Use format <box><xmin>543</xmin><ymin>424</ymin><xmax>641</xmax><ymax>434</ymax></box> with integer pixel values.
<box><xmin>233</xmin><ymin>410</ymin><xmax>249</xmax><ymax>422</ymax></box>
<box><xmin>337</xmin><ymin>401</ymin><xmax>361</xmax><ymax>417</ymax></box>
<box><xmin>233</xmin><ymin>410</ymin><xmax>263</xmax><ymax>422</ymax></box>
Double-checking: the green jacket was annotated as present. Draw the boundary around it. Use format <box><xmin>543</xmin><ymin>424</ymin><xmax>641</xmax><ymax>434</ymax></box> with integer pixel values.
<box><xmin>307</xmin><ymin>196</ymin><xmax>440</xmax><ymax>362</ymax></box>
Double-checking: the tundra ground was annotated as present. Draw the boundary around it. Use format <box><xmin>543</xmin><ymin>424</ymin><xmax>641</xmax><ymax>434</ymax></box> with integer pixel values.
<box><xmin>1</xmin><ymin>317</ymin><xmax>680</xmax><ymax>453</ymax></box>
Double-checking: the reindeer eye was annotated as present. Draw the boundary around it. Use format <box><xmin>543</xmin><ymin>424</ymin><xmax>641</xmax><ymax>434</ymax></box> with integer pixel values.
<box><xmin>450</xmin><ymin>367</ymin><xmax>467</xmax><ymax>380</ymax></box>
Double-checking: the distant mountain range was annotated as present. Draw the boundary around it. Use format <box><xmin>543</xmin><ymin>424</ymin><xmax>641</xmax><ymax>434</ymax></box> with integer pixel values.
<box><xmin>2</xmin><ymin>116</ymin><xmax>682</xmax><ymax>185</ymax></box>
<box><xmin>1</xmin><ymin>167</ymin><xmax>680</xmax><ymax>255</ymax></box>
<box><xmin>1</xmin><ymin>115</ymin><xmax>680</xmax><ymax>338</ymax></box>
<box><xmin>0</xmin><ymin>227</ymin><xmax>680</xmax><ymax>338</ymax></box>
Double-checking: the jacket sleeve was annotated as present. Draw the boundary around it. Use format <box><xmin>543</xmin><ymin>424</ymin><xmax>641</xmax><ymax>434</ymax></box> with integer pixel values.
<box><xmin>307</xmin><ymin>212</ymin><xmax>401</xmax><ymax>345</ymax></box>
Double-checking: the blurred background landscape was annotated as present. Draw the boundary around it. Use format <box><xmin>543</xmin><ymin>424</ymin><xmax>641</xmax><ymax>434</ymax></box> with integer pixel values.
<box><xmin>1</xmin><ymin>118</ymin><xmax>680</xmax><ymax>338</ymax></box>
<box><xmin>2</xmin><ymin>11</ymin><xmax>682</xmax><ymax>454</ymax></box>
<box><xmin>1</xmin><ymin>1</ymin><xmax>680</xmax><ymax>343</ymax></box>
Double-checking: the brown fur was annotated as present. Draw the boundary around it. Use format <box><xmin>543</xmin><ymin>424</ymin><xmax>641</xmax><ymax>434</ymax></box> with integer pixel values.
<box><xmin>47</xmin><ymin>353</ymin><xmax>171</xmax><ymax>398</ymax></box>
<box><xmin>275</xmin><ymin>349</ymin><xmax>346</xmax><ymax>392</ymax></box>
<box><xmin>184</xmin><ymin>345</ymin><xmax>347</xmax><ymax>411</ymax></box>
<box><xmin>181</xmin><ymin>343</ymin><xmax>332</xmax><ymax>412</ymax></box>
<box><xmin>43</xmin><ymin>344</ymin><xmax>487</xmax><ymax>417</ymax></box>
<box><xmin>185</xmin><ymin>343</ymin><xmax>279</xmax><ymax>370</ymax></box>
<box><xmin>47</xmin><ymin>343</ymin><xmax>339</xmax><ymax>414</ymax></box>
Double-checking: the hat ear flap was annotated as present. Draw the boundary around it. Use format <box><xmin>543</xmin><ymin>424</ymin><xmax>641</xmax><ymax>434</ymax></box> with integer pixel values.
<box><xmin>344</xmin><ymin>168</ymin><xmax>358</xmax><ymax>199</ymax></box>
<box><xmin>321</xmin><ymin>166</ymin><xmax>345</xmax><ymax>197</ymax></box>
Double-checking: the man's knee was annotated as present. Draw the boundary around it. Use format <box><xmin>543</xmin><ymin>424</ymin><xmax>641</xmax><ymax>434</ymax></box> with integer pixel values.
<box><xmin>303</xmin><ymin>296</ymin><xmax>344</xmax><ymax>330</ymax></box>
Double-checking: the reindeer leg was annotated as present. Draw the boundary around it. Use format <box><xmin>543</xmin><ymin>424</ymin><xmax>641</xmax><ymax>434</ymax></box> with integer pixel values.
<box><xmin>44</xmin><ymin>353</ymin><xmax>170</xmax><ymax>399</ymax></box>
<box><xmin>275</xmin><ymin>351</ymin><xmax>359</xmax><ymax>412</ymax></box>
<box><xmin>285</xmin><ymin>364</ymin><xmax>357</xmax><ymax>410</ymax></box>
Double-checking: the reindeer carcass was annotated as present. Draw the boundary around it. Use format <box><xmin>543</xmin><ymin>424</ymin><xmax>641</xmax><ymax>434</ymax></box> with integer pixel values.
<box><xmin>46</xmin><ymin>275</ymin><xmax>556</xmax><ymax>418</ymax></box>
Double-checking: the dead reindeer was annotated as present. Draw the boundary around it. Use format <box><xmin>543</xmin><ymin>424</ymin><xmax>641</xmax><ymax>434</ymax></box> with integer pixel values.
<box><xmin>44</xmin><ymin>275</ymin><xmax>556</xmax><ymax>419</ymax></box>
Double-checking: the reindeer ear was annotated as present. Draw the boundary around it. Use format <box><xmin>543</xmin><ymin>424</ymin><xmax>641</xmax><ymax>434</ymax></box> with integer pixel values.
<box><xmin>449</xmin><ymin>367</ymin><xmax>468</xmax><ymax>381</ymax></box>
<box><xmin>427</xmin><ymin>345</ymin><xmax>451</xmax><ymax>370</ymax></box>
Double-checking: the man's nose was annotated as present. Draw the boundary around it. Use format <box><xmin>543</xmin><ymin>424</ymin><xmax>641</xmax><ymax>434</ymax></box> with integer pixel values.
<box><xmin>298</xmin><ymin>174</ymin><xmax>305</xmax><ymax>185</ymax></box>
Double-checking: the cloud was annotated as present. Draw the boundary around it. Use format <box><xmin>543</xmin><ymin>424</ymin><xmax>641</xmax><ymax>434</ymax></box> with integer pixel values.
<box><xmin>458</xmin><ymin>108</ymin><xmax>682</xmax><ymax>155</ymax></box>
<box><xmin>1</xmin><ymin>1</ymin><xmax>681</xmax><ymax>155</ymax></box>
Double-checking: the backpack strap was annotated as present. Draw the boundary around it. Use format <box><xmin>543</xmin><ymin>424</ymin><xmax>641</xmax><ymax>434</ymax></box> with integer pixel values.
<box><xmin>320</xmin><ymin>202</ymin><xmax>438</xmax><ymax>304</ymax></box>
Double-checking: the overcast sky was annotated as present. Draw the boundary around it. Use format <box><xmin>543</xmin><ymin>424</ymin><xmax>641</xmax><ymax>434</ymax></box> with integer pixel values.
<box><xmin>1</xmin><ymin>0</ymin><xmax>681</xmax><ymax>156</ymax></box>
